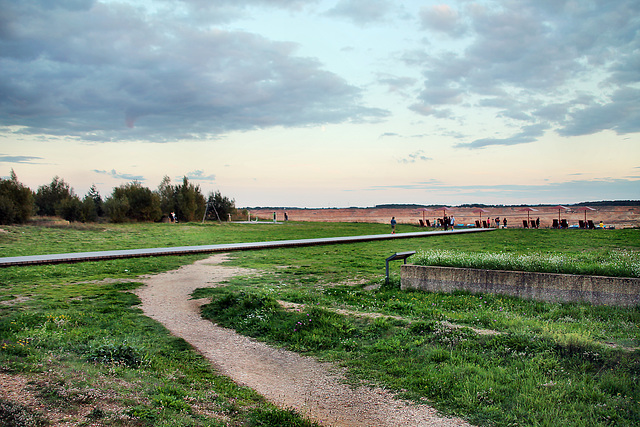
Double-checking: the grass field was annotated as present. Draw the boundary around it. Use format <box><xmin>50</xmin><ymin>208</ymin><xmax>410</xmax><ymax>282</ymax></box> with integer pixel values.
<box><xmin>1</xmin><ymin>221</ymin><xmax>639</xmax><ymax>426</ymax></box>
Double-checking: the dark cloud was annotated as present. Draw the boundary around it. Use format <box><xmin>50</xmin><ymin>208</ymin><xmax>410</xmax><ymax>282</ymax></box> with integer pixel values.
<box><xmin>0</xmin><ymin>0</ymin><xmax>387</xmax><ymax>143</ymax></box>
<box><xmin>0</xmin><ymin>155</ymin><xmax>43</xmax><ymax>164</ymax></box>
<box><xmin>326</xmin><ymin>0</ymin><xmax>394</xmax><ymax>25</ymax></box>
<box><xmin>410</xmin><ymin>0</ymin><xmax>640</xmax><ymax>147</ymax></box>
<box><xmin>93</xmin><ymin>169</ymin><xmax>145</xmax><ymax>181</ymax></box>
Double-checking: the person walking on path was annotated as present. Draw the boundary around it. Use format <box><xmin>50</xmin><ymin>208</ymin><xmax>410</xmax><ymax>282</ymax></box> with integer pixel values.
<box><xmin>390</xmin><ymin>217</ymin><xmax>397</xmax><ymax>233</ymax></box>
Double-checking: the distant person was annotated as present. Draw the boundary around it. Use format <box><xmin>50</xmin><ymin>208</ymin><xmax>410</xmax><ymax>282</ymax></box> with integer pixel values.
<box><xmin>536</xmin><ymin>217</ymin><xmax>540</xmax><ymax>229</ymax></box>
<box><xmin>273</xmin><ymin>212</ymin><xmax>276</xmax><ymax>222</ymax></box>
<box><xmin>443</xmin><ymin>215</ymin><xmax>448</xmax><ymax>231</ymax></box>
<box><xmin>390</xmin><ymin>217</ymin><xmax>397</xmax><ymax>233</ymax></box>
<box><xmin>503</xmin><ymin>217</ymin><xmax>507</xmax><ymax>228</ymax></box>
<box><xmin>450</xmin><ymin>216</ymin><xmax>455</xmax><ymax>228</ymax></box>
<box><xmin>598</xmin><ymin>221</ymin><xmax>605</xmax><ymax>228</ymax></box>
<box><xmin>284</xmin><ymin>212</ymin><xmax>289</xmax><ymax>221</ymax></box>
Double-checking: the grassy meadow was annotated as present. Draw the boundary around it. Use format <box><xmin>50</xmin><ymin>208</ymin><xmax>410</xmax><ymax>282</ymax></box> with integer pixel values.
<box><xmin>1</xmin><ymin>221</ymin><xmax>639</xmax><ymax>426</ymax></box>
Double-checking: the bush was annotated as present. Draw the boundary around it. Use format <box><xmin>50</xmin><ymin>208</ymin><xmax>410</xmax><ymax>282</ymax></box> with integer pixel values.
<box><xmin>105</xmin><ymin>181</ymin><xmax>161</xmax><ymax>222</ymax></box>
<box><xmin>0</xmin><ymin>170</ymin><xmax>34</xmax><ymax>224</ymax></box>
<box><xmin>34</xmin><ymin>176</ymin><xmax>73</xmax><ymax>217</ymax></box>
<box><xmin>86</xmin><ymin>340</ymin><xmax>145</xmax><ymax>367</ymax></box>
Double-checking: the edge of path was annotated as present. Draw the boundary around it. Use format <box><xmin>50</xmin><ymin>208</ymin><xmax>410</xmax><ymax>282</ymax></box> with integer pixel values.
<box><xmin>134</xmin><ymin>254</ymin><xmax>473</xmax><ymax>427</ymax></box>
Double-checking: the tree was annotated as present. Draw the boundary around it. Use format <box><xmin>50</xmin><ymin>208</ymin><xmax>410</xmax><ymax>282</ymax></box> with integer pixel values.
<box><xmin>87</xmin><ymin>184</ymin><xmax>104</xmax><ymax>217</ymax></box>
<box><xmin>157</xmin><ymin>175</ymin><xmax>176</xmax><ymax>217</ymax></box>
<box><xmin>57</xmin><ymin>196</ymin><xmax>84</xmax><ymax>222</ymax></box>
<box><xmin>175</xmin><ymin>177</ymin><xmax>205</xmax><ymax>222</ymax></box>
<box><xmin>34</xmin><ymin>176</ymin><xmax>74</xmax><ymax>217</ymax></box>
<box><xmin>206</xmin><ymin>190</ymin><xmax>236</xmax><ymax>221</ymax></box>
<box><xmin>0</xmin><ymin>170</ymin><xmax>34</xmax><ymax>224</ymax></box>
<box><xmin>105</xmin><ymin>181</ymin><xmax>161</xmax><ymax>222</ymax></box>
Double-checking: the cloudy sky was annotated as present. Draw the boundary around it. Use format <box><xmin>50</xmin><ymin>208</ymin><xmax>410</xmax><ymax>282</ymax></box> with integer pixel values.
<box><xmin>1</xmin><ymin>0</ymin><xmax>639</xmax><ymax>207</ymax></box>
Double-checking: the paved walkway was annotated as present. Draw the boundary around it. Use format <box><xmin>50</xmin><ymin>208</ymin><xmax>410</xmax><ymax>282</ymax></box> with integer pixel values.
<box><xmin>0</xmin><ymin>228</ymin><xmax>494</xmax><ymax>267</ymax></box>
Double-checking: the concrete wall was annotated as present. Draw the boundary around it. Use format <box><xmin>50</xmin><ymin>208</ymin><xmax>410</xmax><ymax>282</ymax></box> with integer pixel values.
<box><xmin>401</xmin><ymin>265</ymin><xmax>640</xmax><ymax>307</ymax></box>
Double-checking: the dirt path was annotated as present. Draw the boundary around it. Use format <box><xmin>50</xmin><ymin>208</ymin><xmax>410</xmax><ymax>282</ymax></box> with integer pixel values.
<box><xmin>135</xmin><ymin>254</ymin><xmax>472</xmax><ymax>427</ymax></box>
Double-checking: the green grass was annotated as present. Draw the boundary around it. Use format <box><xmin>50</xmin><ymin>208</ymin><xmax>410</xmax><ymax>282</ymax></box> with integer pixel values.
<box><xmin>0</xmin><ymin>250</ymin><xmax>318</xmax><ymax>425</ymax></box>
<box><xmin>412</xmin><ymin>248</ymin><xmax>640</xmax><ymax>277</ymax></box>
<box><xmin>1</xmin><ymin>222</ymin><xmax>640</xmax><ymax>426</ymax></box>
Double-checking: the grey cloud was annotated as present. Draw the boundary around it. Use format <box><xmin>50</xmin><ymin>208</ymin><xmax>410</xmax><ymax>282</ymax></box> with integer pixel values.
<box><xmin>377</xmin><ymin>75</ymin><xmax>418</xmax><ymax>96</ymax></box>
<box><xmin>419</xmin><ymin>4</ymin><xmax>466</xmax><ymax>36</ymax></box>
<box><xmin>455</xmin><ymin>123</ymin><xmax>549</xmax><ymax>149</ymax></box>
<box><xmin>557</xmin><ymin>88</ymin><xmax>640</xmax><ymax>137</ymax></box>
<box><xmin>0</xmin><ymin>155</ymin><xmax>43</xmax><ymax>164</ymax></box>
<box><xmin>410</xmin><ymin>0</ymin><xmax>640</xmax><ymax>145</ymax></box>
<box><xmin>93</xmin><ymin>169</ymin><xmax>145</xmax><ymax>181</ymax></box>
<box><xmin>326</xmin><ymin>0</ymin><xmax>394</xmax><ymax>25</ymax></box>
<box><xmin>0</xmin><ymin>1</ymin><xmax>387</xmax><ymax>142</ymax></box>
<box><xmin>408</xmin><ymin>104</ymin><xmax>452</xmax><ymax>119</ymax></box>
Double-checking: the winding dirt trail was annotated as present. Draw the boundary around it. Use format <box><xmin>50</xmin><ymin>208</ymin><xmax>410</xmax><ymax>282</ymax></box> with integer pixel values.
<box><xmin>135</xmin><ymin>254</ymin><xmax>472</xmax><ymax>427</ymax></box>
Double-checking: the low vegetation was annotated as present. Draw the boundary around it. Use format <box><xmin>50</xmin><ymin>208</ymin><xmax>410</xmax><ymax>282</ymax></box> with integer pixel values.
<box><xmin>1</xmin><ymin>222</ymin><xmax>639</xmax><ymax>426</ymax></box>
<box><xmin>412</xmin><ymin>248</ymin><xmax>640</xmax><ymax>278</ymax></box>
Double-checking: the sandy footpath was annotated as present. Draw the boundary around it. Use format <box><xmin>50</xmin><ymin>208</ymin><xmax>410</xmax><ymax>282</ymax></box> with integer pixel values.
<box><xmin>135</xmin><ymin>254</ymin><xmax>471</xmax><ymax>427</ymax></box>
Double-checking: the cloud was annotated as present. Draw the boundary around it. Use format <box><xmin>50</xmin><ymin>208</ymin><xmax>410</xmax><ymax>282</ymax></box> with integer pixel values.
<box><xmin>93</xmin><ymin>169</ymin><xmax>145</xmax><ymax>181</ymax></box>
<box><xmin>326</xmin><ymin>0</ymin><xmax>394</xmax><ymax>25</ymax></box>
<box><xmin>397</xmin><ymin>150</ymin><xmax>432</xmax><ymax>164</ymax></box>
<box><xmin>0</xmin><ymin>1</ymin><xmax>387</xmax><ymax>143</ymax></box>
<box><xmin>455</xmin><ymin>123</ymin><xmax>549</xmax><ymax>149</ymax></box>
<box><xmin>0</xmin><ymin>155</ymin><xmax>43</xmax><ymax>164</ymax></box>
<box><xmin>409</xmin><ymin>0</ymin><xmax>640</xmax><ymax>144</ymax></box>
<box><xmin>377</xmin><ymin>75</ymin><xmax>418</xmax><ymax>97</ymax></box>
<box><xmin>183</xmin><ymin>170</ymin><xmax>216</xmax><ymax>182</ymax></box>
<box><xmin>419</xmin><ymin>5</ymin><xmax>466</xmax><ymax>36</ymax></box>
<box><xmin>557</xmin><ymin>87</ymin><xmax>640</xmax><ymax>137</ymax></box>
<box><xmin>379</xmin><ymin>132</ymin><xmax>400</xmax><ymax>138</ymax></box>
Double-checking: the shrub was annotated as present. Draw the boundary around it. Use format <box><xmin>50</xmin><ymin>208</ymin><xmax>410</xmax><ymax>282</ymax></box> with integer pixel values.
<box><xmin>0</xmin><ymin>170</ymin><xmax>34</xmax><ymax>224</ymax></box>
<box><xmin>105</xmin><ymin>181</ymin><xmax>161</xmax><ymax>222</ymax></box>
<box><xmin>86</xmin><ymin>340</ymin><xmax>145</xmax><ymax>367</ymax></box>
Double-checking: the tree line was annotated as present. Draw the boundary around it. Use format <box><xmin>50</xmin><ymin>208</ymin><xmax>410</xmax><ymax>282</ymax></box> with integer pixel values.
<box><xmin>0</xmin><ymin>170</ymin><xmax>237</xmax><ymax>225</ymax></box>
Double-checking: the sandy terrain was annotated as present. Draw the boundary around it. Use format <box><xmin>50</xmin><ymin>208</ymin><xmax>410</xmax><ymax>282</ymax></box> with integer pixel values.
<box><xmin>248</xmin><ymin>205</ymin><xmax>640</xmax><ymax>229</ymax></box>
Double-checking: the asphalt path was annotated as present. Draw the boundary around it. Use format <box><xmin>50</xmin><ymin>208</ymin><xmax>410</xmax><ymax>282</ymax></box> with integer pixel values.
<box><xmin>0</xmin><ymin>228</ymin><xmax>494</xmax><ymax>267</ymax></box>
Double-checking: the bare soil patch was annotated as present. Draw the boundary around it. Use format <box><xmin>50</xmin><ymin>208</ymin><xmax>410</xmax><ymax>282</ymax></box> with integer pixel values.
<box><xmin>135</xmin><ymin>254</ymin><xmax>472</xmax><ymax>427</ymax></box>
<box><xmin>250</xmin><ymin>205</ymin><xmax>640</xmax><ymax>229</ymax></box>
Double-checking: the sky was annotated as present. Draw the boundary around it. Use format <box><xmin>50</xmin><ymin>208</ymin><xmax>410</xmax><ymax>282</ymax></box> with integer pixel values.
<box><xmin>1</xmin><ymin>0</ymin><xmax>639</xmax><ymax>208</ymax></box>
